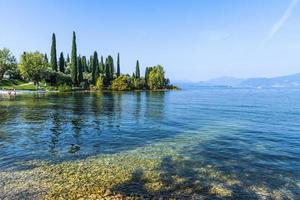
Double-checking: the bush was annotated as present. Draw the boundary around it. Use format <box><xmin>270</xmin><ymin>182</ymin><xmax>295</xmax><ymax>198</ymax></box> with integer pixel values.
<box><xmin>58</xmin><ymin>83</ymin><xmax>72</xmax><ymax>92</ymax></box>
<box><xmin>44</xmin><ymin>70</ymin><xmax>72</xmax><ymax>86</ymax></box>
<box><xmin>111</xmin><ymin>75</ymin><xmax>132</xmax><ymax>91</ymax></box>
<box><xmin>95</xmin><ymin>76</ymin><xmax>104</xmax><ymax>90</ymax></box>
<box><xmin>132</xmin><ymin>78</ymin><xmax>145</xmax><ymax>90</ymax></box>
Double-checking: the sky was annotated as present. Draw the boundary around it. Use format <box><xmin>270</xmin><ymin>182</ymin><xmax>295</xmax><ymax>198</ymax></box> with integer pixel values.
<box><xmin>0</xmin><ymin>0</ymin><xmax>300</xmax><ymax>82</ymax></box>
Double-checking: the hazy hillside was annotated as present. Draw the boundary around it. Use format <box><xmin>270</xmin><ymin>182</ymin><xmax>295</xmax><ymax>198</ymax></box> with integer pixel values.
<box><xmin>203</xmin><ymin>73</ymin><xmax>300</xmax><ymax>88</ymax></box>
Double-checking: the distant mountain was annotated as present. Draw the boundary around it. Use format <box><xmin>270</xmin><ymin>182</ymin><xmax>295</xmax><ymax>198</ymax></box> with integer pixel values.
<box><xmin>205</xmin><ymin>76</ymin><xmax>244</xmax><ymax>87</ymax></box>
<box><xmin>202</xmin><ymin>73</ymin><xmax>300</xmax><ymax>88</ymax></box>
<box><xmin>239</xmin><ymin>73</ymin><xmax>300</xmax><ymax>88</ymax></box>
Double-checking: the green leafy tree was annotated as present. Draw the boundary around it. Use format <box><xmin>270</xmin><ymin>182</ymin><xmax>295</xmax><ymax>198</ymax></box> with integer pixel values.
<box><xmin>71</xmin><ymin>31</ymin><xmax>78</xmax><ymax>85</ymax></box>
<box><xmin>59</xmin><ymin>52</ymin><xmax>65</xmax><ymax>73</ymax></box>
<box><xmin>145</xmin><ymin>66</ymin><xmax>153</xmax><ymax>88</ymax></box>
<box><xmin>50</xmin><ymin>33</ymin><xmax>58</xmax><ymax>71</ymax></box>
<box><xmin>77</xmin><ymin>56</ymin><xmax>83</xmax><ymax>83</ymax></box>
<box><xmin>135</xmin><ymin>60</ymin><xmax>140</xmax><ymax>78</ymax></box>
<box><xmin>117</xmin><ymin>53</ymin><xmax>120</xmax><ymax>77</ymax></box>
<box><xmin>148</xmin><ymin>65</ymin><xmax>166</xmax><ymax>90</ymax></box>
<box><xmin>19</xmin><ymin>52</ymin><xmax>48</xmax><ymax>85</ymax></box>
<box><xmin>0</xmin><ymin>48</ymin><xmax>17</xmax><ymax>80</ymax></box>
<box><xmin>111</xmin><ymin>75</ymin><xmax>132</xmax><ymax>91</ymax></box>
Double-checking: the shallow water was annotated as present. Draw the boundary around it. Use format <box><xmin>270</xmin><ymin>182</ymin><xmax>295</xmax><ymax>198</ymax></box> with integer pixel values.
<box><xmin>0</xmin><ymin>86</ymin><xmax>300</xmax><ymax>199</ymax></box>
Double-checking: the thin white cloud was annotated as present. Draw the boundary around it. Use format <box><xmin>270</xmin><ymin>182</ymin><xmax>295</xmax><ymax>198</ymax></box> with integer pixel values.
<box><xmin>266</xmin><ymin>0</ymin><xmax>299</xmax><ymax>41</ymax></box>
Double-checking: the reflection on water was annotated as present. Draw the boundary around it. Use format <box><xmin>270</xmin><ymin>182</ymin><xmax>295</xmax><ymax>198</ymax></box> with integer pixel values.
<box><xmin>0</xmin><ymin>88</ymin><xmax>300</xmax><ymax>199</ymax></box>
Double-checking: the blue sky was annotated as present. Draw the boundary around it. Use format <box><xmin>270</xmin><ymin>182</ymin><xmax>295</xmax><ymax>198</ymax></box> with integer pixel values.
<box><xmin>0</xmin><ymin>0</ymin><xmax>299</xmax><ymax>81</ymax></box>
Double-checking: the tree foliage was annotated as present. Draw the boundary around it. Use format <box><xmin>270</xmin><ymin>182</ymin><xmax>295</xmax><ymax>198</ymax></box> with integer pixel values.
<box><xmin>0</xmin><ymin>48</ymin><xmax>17</xmax><ymax>80</ymax></box>
<box><xmin>50</xmin><ymin>33</ymin><xmax>58</xmax><ymax>71</ymax></box>
<box><xmin>2</xmin><ymin>32</ymin><xmax>175</xmax><ymax>91</ymax></box>
<box><xmin>71</xmin><ymin>31</ymin><xmax>78</xmax><ymax>85</ymax></box>
<box><xmin>148</xmin><ymin>65</ymin><xmax>166</xmax><ymax>90</ymax></box>
<box><xmin>59</xmin><ymin>52</ymin><xmax>65</xmax><ymax>73</ymax></box>
<box><xmin>19</xmin><ymin>52</ymin><xmax>48</xmax><ymax>85</ymax></box>
<box><xmin>135</xmin><ymin>60</ymin><xmax>140</xmax><ymax>79</ymax></box>
<box><xmin>117</xmin><ymin>53</ymin><xmax>120</xmax><ymax>77</ymax></box>
<box><xmin>95</xmin><ymin>76</ymin><xmax>104</xmax><ymax>90</ymax></box>
<box><xmin>92</xmin><ymin>51</ymin><xmax>99</xmax><ymax>84</ymax></box>
<box><xmin>111</xmin><ymin>75</ymin><xmax>132</xmax><ymax>91</ymax></box>
<box><xmin>77</xmin><ymin>56</ymin><xmax>83</xmax><ymax>83</ymax></box>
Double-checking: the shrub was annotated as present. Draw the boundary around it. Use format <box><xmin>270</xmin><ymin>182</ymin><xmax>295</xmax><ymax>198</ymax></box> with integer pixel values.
<box><xmin>95</xmin><ymin>76</ymin><xmax>104</xmax><ymax>90</ymax></box>
<box><xmin>58</xmin><ymin>83</ymin><xmax>72</xmax><ymax>92</ymax></box>
<box><xmin>111</xmin><ymin>75</ymin><xmax>132</xmax><ymax>91</ymax></box>
<box><xmin>44</xmin><ymin>71</ymin><xmax>72</xmax><ymax>86</ymax></box>
<box><xmin>132</xmin><ymin>78</ymin><xmax>145</xmax><ymax>90</ymax></box>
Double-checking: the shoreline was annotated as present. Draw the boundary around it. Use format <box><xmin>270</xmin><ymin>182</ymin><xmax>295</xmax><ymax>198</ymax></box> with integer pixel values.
<box><xmin>0</xmin><ymin>88</ymin><xmax>179</xmax><ymax>96</ymax></box>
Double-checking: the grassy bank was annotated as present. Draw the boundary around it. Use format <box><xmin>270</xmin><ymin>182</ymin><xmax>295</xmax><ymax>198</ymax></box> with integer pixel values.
<box><xmin>0</xmin><ymin>80</ymin><xmax>37</xmax><ymax>90</ymax></box>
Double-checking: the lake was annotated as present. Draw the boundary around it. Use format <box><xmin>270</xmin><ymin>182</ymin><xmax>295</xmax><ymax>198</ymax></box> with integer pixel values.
<box><xmin>0</xmin><ymin>86</ymin><xmax>300</xmax><ymax>199</ymax></box>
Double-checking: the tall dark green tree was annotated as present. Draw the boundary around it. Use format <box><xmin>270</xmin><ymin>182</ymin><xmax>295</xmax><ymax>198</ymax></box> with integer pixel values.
<box><xmin>92</xmin><ymin>51</ymin><xmax>99</xmax><ymax>84</ymax></box>
<box><xmin>71</xmin><ymin>31</ymin><xmax>78</xmax><ymax>85</ymax></box>
<box><xmin>89</xmin><ymin>55</ymin><xmax>94</xmax><ymax>73</ymax></box>
<box><xmin>77</xmin><ymin>56</ymin><xmax>83</xmax><ymax>83</ymax></box>
<box><xmin>66</xmin><ymin>54</ymin><xmax>70</xmax><ymax>64</ymax></box>
<box><xmin>82</xmin><ymin>56</ymin><xmax>88</xmax><ymax>72</ymax></box>
<box><xmin>107</xmin><ymin>55</ymin><xmax>114</xmax><ymax>81</ymax></box>
<box><xmin>44</xmin><ymin>54</ymin><xmax>49</xmax><ymax>63</ymax></box>
<box><xmin>100</xmin><ymin>56</ymin><xmax>104</xmax><ymax>73</ymax></box>
<box><xmin>135</xmin><ymin>60</ymin><xmax>140</xmax><ymax>78</ymax></box>
<box><xmin>50</xmin><ymin>33</ymin><xmax>58</xmax><ymax>71</ymax></box>
<box><xmin>105</xmin><ymin>58</ymin><xmax>110</xmax><ymax>85</ymax></box>
<box><xmin>117</xmin><ymin>53</ymin><xmax>120</xmax><ymax>77</ymax></box>
<box><xmin>59</xmin><ymin>52</ymin><xmax>65</xmax><ymax>73</ymax></box>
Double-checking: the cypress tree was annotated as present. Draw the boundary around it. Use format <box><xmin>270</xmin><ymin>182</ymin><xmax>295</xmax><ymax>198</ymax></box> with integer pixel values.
<box><xmin>71</xmin><ymin>31</ymin><xmax>78</xmax><ymax>85</ymax></box>
<box><xmin>92</xmin><ymin>51</ymin><xmax>99</xmax><ymax>84</ymax></box>
<box><xmin>100</xmin><ymin>56</ymin><xmax>104</xmax><ymax>73</ymax></box>
<box><xmin>135</xmin><ymin>60</ymin><xmax>140</xmax><ymax>79</ymax></box>
<box><xmin>89</xmin><ymin>55</ymin><xmax>94</xmax><ymax>73</ymax></box>
<box><xmin>82</xmin><ymin>56</ymin><xmax>88</xmax><ymax>72</ymax></box>
<box><xmin>50</xmin><ymin>33</ymin><xmax>58</xmax><ymax>71</ymax></box>
<box><xmin>44</xmin><ymin>54</ymin><xmax>49</xmax><ymax>63</ymax></box>
<box><xmin>66</xmin><ymin>54</ymin><xmax>70</xmax><ymax>64</ymax></box>
<box><xmin>107</xmin><ymin>55</ymin><xmax>114</xmax><ymax>81</ymax></box>
<box><xmin>105</xmin><ymin>58</ymin><xmax>110</xmax><ymax>85</ymax></box>
<box><xmin>59</xmin><ymin>52</ymin><xmax>65</xmax><ymax>73</ymax></box>
<box><xmin>77</xmin><ymin>56</ymin><xmax>83</xmax><ymax>83</ymax></box>
<box><xmin>117</xmin><ymin>53</ymin><xmax>120</xmax><ymax>77</ymax></box>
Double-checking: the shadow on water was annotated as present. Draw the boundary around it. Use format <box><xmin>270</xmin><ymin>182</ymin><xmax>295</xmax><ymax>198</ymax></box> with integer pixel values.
<box><xmin>111</xmin><ymin>137</ymin><xmax>300</xmax><ymax>199</ymax></box>
<box><xmin>111</xmin><ymin>156</ymin><xmax>262</xmax><ymax>199</ymax></box>
<box><xmin>111</xmin><ymin>127</ymin><xmax>300</xmax><ymax>198</ymax></box>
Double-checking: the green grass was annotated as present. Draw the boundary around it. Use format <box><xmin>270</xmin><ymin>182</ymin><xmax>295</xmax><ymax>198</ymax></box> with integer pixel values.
<box><xmin>0</xmin><ymin>79</ymin><xmax>37</xmax><ymax>90</ymax></box>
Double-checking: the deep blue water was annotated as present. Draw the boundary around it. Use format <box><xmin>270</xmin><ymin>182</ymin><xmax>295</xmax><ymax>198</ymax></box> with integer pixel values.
<box><xmin>1</xmin><ymin>86</ymin><xmax>300</xmax><ymax>198</ymax></box>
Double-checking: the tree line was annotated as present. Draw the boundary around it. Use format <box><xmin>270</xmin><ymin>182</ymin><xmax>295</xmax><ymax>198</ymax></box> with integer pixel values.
<box><xmin>0</xmin><ymin>32</ymin><xmax>175</xmax><ymax>91</ymax></box>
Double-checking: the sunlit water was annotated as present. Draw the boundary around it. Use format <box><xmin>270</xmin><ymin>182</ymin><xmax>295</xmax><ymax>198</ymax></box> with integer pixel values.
<box><xmin>0</xmin><ymin>86</ymin><xmax>300</xmax><ymax>199</ymax></box>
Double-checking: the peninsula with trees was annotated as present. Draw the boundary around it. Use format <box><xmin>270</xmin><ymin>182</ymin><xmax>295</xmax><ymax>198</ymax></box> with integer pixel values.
<box><xmin>0</xmin><ymin>32</ymin><xmax>176</xmax><ymax>92</ymax></box>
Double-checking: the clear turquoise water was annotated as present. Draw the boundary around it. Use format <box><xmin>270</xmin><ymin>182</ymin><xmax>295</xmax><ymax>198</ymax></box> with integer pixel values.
<box><xmin>0</xmin><ymin>86</ymin><xmax>300</xmax><ymax>198</ymax></box>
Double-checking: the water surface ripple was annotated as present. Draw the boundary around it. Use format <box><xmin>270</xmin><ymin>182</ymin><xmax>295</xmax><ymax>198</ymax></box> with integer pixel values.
<box><xmin>0</xmin><ymin>87</ymin><xmax>300</xmax><ymax>199</ymax></box>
